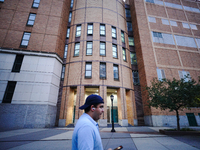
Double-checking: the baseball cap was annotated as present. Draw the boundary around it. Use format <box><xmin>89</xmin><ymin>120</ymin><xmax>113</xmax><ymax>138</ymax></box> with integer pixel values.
<box><xmin>79</xmin><ymin>94</ymin><xmax>104</xmax><ymax>109</ymax></box>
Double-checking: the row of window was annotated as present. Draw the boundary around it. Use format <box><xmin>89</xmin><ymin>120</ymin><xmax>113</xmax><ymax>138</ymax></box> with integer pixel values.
<box><xmin>19</xmin><ymin>0</ymin><xmax>41</xmax><ymax>47</ymax></box>
<box><xmin>157</xmin><ymin>68</ymin><xmax>191</xmax><ymax>82</ymax></box>
<box><xmin>66</xmin><ymin>24</ymin><xmax>134</xmax><ymax>46</ymax></box>
<box><xmin>148</xmin><ymin>16</ymin><xmax>198</xmax><ymax>30</ymax></box>
<box><xmin>63</xmin><ymin>42</ymin><xmax>138</xmax><ymax>63</ymax></box>
<box><xmin>146</xmin><ymin>0</ymin><xmax>200</xmax><ymax>13</ymax></box>
<box><xmin>152</xmin><ymin>31</ymin><xmax>200</xmax><ymax>48</ymax></box>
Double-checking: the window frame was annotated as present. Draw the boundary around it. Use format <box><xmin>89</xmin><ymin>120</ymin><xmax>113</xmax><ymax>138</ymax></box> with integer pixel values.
<box><xmin>100</xmin><ymin>42</ymin><xmax>106</xmax><ymax>56</ymax></box>
<box><xmin>121</xmin><ymin>31</ymin><xmax>125</xmax><ymax>43</ymax></box>
<box><xmin>70</xmin><ymin>0</ymin><xmax>74</xmax><ymax>8</ymax></box>
<box><xmin>132</xmin><ymin>71</ymin><xmax>140</xmax><ymax>85</ymax></box>
<box><xmin>122</xmin><ymin>47</ymin><xmax>126</xmax><ymax>61</ymax></box>
<box><xmin>178</xmin><ymin>70</ymin><xmax>191</xmax><ymax>82</ymax></box>
<box><xmin>85</xmin><ymin>62</ymin><xmax>92</xmax><ymax>79</ymax></box>
<box><xmin>86</xmin><ymin>41</ymin><xmax>93</xmax><ymax>56</ymax></box>
<box><xmin>100</xmin><ymin>62</ymin><xmax>106</xmax><ymax>79</ymax></box>
<box><xmin>128</xmin><ymin>37</ymin><xmax>134</xmax><ymax>46</ymax></box>
<box><xmin>68</xmin><ymin>12</ymin><xmax>72</xmax><ymax>22</ymax></box>
<box><xmin>2</xmin><ymin>81</ymin><xmax>17</xmax><ymax>103</ymax></box>
<box><xmin>12</xmin><ymin>54</ymin><xmax>24</xmax><ymax>73</ymax></box>
<box><xmin>112</xmin><ymin>44</ymin><xmax>118</xmax><ymax>58</ymax></box>
<box><xmin>26</xmin><ymin>13</ymin><xmax>36</xmax><ymax>26</ymax></box>
<box><xmin>76</xmin><ymin>25</ymin><xmax>81</xmax><ymax>37</ymax></box>
<box><xmin>112</xmin><ymin>26</ymin><xmax>117</xmax><ymax>39</ymax></box>
<box><xmin>20</xmin><ymin>32</ymin><xmax>31</xmax><ymax>48</ymax></box>
<box><xmin>66</xmin><ymin>28</ymin><xmax>70</xmax><ymax>38</ymax></box>
<box><xmin>32</xmin><ymin>0</ymin><xmax>40</xmax><ymax>8</ymax></box>
<box><xmin>130</xmin><ymin>52</ymin><xmax>137</xmax><ymax>65</ymax></box>
<box><xmin>148</xmin><ymin>16</ymin><xmax>156</xmax><ymax>23</ymax></box>
<box><xmin>100</xmin><ymin>24</ymin><xmax>106</xmax><ymax>36</ymax></box>
<box><xmin>64</xmin><ymin>45</ymin><xmax>68</xmax><ymax>58</ymax></box>
<box><xmin>87</xmin><ymin>23</ymin><xmax>93</xmax><ymax>35</ymax></box>
<box><xmin>113</xmin><ymin>64</ymin><xmax>119</xmax><ymax>81</ymax></box>
<box><xmin>74</xmin><ymin>43</ymin><xmax>80</xmax><ymax>57</ymax></box>
<box><xmin>61</xmin><ymin>65</ymin><xmax>66</xmax><ymax>81</ymax></box>
<box><xmin>157</xmin><ymin>68</ymin><xmax>166</xmax><ymax>81</ymax></box>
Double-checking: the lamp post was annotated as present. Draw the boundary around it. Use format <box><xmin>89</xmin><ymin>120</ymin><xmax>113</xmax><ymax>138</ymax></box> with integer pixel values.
<box><xmin>110</xmin><ymin>94</ymin><xmax>115</xmax><ymax>132</ymax></box>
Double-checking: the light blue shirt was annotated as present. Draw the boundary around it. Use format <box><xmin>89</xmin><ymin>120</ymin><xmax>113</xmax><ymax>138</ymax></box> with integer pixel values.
<box><xmin>71</xmin><ymin>113</ymin><xmax>103</xmax><ymax>150</ymax></box>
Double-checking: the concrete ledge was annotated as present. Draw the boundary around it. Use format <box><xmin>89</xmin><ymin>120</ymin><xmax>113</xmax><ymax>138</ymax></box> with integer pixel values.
<box><xmin>159</xmin><ymin>129</ymin><xmax>200</xmax><ymax>136</ymax></box>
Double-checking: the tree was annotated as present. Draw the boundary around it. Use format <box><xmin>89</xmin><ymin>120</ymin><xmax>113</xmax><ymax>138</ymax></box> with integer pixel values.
<box><xmin>146</xmin><ymin>76</ymin><xmax>200</xmax><ymax>131</ymax></box>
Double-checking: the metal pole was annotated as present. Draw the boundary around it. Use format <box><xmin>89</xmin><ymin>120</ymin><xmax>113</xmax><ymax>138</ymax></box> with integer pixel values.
<box><xmin>111</xmin><ymin>95</ymin><xmax>115</xmax><ymax>132</ymax></box>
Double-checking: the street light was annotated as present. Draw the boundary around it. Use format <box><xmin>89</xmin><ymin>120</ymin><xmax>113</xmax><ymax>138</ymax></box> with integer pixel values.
<box><xmin>110</xmin><ymin>94</ymin><xmax>115</xmax><ymax>132</ymax></box>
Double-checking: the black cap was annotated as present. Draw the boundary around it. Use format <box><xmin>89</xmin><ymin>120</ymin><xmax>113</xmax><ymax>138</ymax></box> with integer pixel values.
<box><xmin>79</xmin><ymin>94</ymin><xmax>104</xmax><ymax>110</ymax></box>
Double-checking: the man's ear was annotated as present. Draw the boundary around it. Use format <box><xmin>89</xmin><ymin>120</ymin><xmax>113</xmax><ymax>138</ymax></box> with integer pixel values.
<box><xmin>91</xmin><ymin>105</ymin><xmax>95</xmax><ymax>111</ymax></box>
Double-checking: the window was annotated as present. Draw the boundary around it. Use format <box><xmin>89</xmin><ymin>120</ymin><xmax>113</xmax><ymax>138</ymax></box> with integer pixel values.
<box><xmin>76</xmin><ymin>25</ymin><xmax>81</xmax><ymax>37</ymax></box>
<box><xmin>196</xmin><ymin>38</ymin><xmax>200</xmax><ymax>48</ymax></box>
<box><xmin>61</xmin><ymin>65</ymin><xmax>65</xmax><ymax>80</ymax></box>
<box><xmin>132</xmin><ymin>71</ymin><xmax>140</xmax><ymax>85</ymax></box>
<box><xmin>85</xmin><ymin>62</ymin><xmax>92</xmax><ymax>78</ymax></box>
<box><xmin>182</xmin><ymin>23</ymin><xmax>190</xmax><ymax>29</ymax></box>
<box><xmin>113</xmin><ymin>65</ymin><xmax>119</xmax><ymax>80</ymax></box>
<box><xmin>112</xmin><ymin>44</ymin><xmax>118</xmax><ymax>58</ymax></box>
<box><xmin>112</xmin><ymin>27</ymin><xmax>117</xmax><ymax>38</ymax></box>
<box><xmin>100</xmin><ymin>63</ymin><xmax>106</xmax><ymax>79</ymax></box>
<box><xmin>125</xmin><ymin>9</ymin><xmax>131</xmax><ymax>18</ymax></box>
<box><xmin>70</xmin><ymin>0</ymin><xmax>74</xmax><ymax>8</ymax></box>
<box><xmin>162</xmin><ymin>19</ymin><xmax>169</xmax><ymax>25</ymax></box>
<box><xmin>68</xmin><ymin>12</ymin><xmax>72</xmax><ymax>22</ymax></box>
<box><xmin>2</xmin><ymin>81</ymin><xmax>17</xmax><ymax>103</ymax></box>
<box><xmin>152</xmin><ymin>31</ymin><xmax>175</xmax><ymax>45</ymax></box>
<box><xmin>100</xmin><ymin>24</ymin><xmax>105</xmax><ymax>36</ymax></box>
<box><xmin>0</xmin><ymin>0</ymin><xmax>5</xmax><ymax>2</ymax></box>
<box><xmin>27</xmin><ymin>13</ymin><xmax>36</xmax><ymax>26</ymax></box>
<box><xmin>179</xmin><ymin>71</ymin><xmax>191</xmax><ymax>82</ymax></box>
<box><xmin>20</xmin><ymin>32</ymin><xmax>31</xmax><ymax>47</ymax></box>
<box><xmin>32</xmin><ymin>0</ymin><xmax>40</xmax><ymax>8</ymax></box>
<box><xmin>74</xmin><ymin>43</ymin><xmax>80</xmax><ymax>56</ymax></box>
<box><xmin>130</xmin><ymin>52</ymin><xmax>137</xmax><ymax>65</ymax></box>
<box><xmin>174</xmin><ymin>35</ymin><xmax>197</xmax><ymax>48</ymax></box>
<box><xmin>127</xmin><ymin>22</ymin><xmax>133</xmax><ymax>31</ymax></box>
<box><xmin>87</xmin><ymin>24</ymin><xmax>93</xmax><ymax>35</ymax></box>
<box><xmin>86</xmin><ymin>42</ymin><xmax>93</xmax><ymax>55</ymax></box>
<box><xmin>164</xmin><ymin>2</ymin><xmax>182</xmax><ymax>9</ymax></box>
<box><xmin>100</xmin><ymin>42</ymin><xmax>106</xmax><ymax>56</ymax></box>
<box><xmin>170</xmin><ymin>20</ymin><xmax>177</xmax><ymax>27</ymax></box>
<box><xmin>157</xmin><ymin>68</ymin><xmax>166</xmax><ymax>81</ymax></box>
<box><xmin>128</xmin><ymin>37</ymin><xmax>134</xmax><ymax>46</ymax></box>
<box><xmin>64</xmin><ymin>45</ymin><xmax>68</xmax><ymax>58</ymax></box>
<box><xmin>12</xmin><ymin>54</ymin><xmax>24</xmax><ymax>72</ymax></box>
<box><xmin>122</xmin><ymin>48</ymin><xmax>126</xmax><ymax>61</ymax></box>
<box><xmin>145</xmin><ymin>0</ymin><xmax>164</xmax><ymax>5</ymax></box>
<box><xmin>66</xmin><ymin>28</ymin><xmax>70</xmax><ymax>38</ymax></box>
<box><xmin>148</xmin><ymin>16</ymin><xmax>156</xmax><ymax>23</ymax></box>
<box><xmin>190</xmin><ymin>24</ymin><xmax>197</xmax><ymax>30</ymax></box>
<box><xmin>121</xmin><ymin>31</ymin><xmax>125</xmax><ymax>43</ymax></box>
<box><xmin>183</xmin><ymin>6</ymin><xmax>200</xmax><ymax>13</ymax></box>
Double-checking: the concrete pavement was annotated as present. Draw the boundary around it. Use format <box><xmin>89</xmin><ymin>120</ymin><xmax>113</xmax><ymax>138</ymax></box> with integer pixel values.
<box><xmin>0</xmin><ymin>126</ymin><xmax>200</xmax><ymax>150</ymax></box>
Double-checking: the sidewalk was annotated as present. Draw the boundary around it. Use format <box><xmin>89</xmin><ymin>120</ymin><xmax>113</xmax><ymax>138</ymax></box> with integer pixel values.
<box><xmin>0</xmin><ymin>126</ymin><xmax>200</xmax><ymax>150</ymax></box>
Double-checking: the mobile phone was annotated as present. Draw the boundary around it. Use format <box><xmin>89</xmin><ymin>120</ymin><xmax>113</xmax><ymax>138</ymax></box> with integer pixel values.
<box><xmin>114</xmin><ymin>145</ymin><xmax>123</xmax><ymax>150</ymax></box>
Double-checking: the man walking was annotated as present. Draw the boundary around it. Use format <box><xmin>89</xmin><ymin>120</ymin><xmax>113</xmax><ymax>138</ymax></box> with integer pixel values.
<box><xmin>72</xmin><ymin>94</ymin><xmax>112</xmax><ymax>150</ymax></box>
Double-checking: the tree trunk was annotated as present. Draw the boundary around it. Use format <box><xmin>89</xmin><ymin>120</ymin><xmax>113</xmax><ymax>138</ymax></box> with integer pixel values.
<box><xmin>175</xmin><ymin>110</ymin><xmax>180</xmax><ymax>131</ymax></box>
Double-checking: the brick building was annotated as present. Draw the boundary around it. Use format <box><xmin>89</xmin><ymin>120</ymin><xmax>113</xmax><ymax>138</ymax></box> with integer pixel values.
<box><xmin>0</xmin><ymin>0</ymin><xmax>199</xmax><ymax>129</ymax></box>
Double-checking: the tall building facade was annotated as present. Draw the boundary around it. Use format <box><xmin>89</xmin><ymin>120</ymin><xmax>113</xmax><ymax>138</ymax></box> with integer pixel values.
<box><xmin>0</xmin><ymin>0</ymin><xmax>199</xmax><ymax>129</ymax></box>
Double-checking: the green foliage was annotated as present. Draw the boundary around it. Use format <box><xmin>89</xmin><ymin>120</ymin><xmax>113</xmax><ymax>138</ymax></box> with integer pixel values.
<box><xmin>146</xmin><ymin>76</ymin><xmax>200</xmax><ymax>131</ymax></box>
<box><xmin>146</xmin><ymin>76</ymin><xmax>200</xmax><ymax>111</ymax></box>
